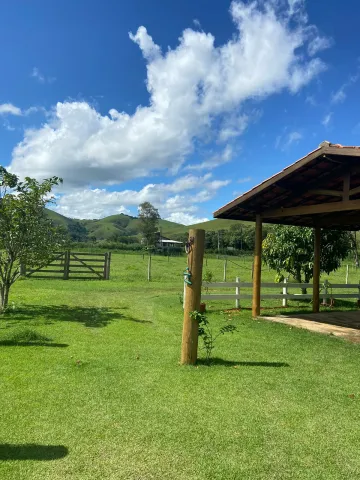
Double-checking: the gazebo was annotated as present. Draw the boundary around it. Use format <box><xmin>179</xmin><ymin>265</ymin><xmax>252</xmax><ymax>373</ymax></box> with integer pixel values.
<box><xmin>214</xmin><ymin>142</ymin><xmax>360</xmax><ymax>317</ymax></box>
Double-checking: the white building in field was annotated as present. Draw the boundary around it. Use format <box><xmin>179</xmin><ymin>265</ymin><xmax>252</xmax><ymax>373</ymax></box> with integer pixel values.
<box><xmin>157</xmin><ymin>236</ymin><xmax>183</xmax><ymax>249</ymax></box>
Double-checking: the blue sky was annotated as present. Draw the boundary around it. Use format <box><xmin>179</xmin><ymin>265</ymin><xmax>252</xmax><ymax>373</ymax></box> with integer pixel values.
<box><xmin>1</xmin><ymin>0</ymin><xmax>360</xmax><ymax>224</ymax></box>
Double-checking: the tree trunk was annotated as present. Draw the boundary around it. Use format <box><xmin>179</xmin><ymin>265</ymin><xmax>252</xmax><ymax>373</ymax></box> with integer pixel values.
<box><xmin>295</xmin><ymin>271</ymin><xmax>307</xmax><ymax>295</ymax></box>
<box><xmin>0</xmin><ymin>284</ymin><xmax>10</xmax><ymax>313</ymax></box>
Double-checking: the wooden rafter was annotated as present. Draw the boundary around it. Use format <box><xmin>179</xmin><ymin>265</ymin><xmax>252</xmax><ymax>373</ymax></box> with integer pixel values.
<box><xmin>262</xmin><ymin>199</ymin><xmax>360</xmax><ymax>218</ymax></box>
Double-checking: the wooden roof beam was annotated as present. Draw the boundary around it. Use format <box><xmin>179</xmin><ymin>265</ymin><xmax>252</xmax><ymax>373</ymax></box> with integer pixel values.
<box><xmin>308</xmin><ymin>189</ymin><xmax>343</xmax><ymax>197</ymax></box>
<box><xmin>262</xmin><ymin>199</ymin><xmax>360</xmax><ymax>218</ymax></box>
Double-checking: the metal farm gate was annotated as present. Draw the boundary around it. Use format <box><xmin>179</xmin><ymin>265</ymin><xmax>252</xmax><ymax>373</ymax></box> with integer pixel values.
<box><xmin>24</xmin><ymin>251</ymin><xmax>111</xmax><ymax>280</ymax></box>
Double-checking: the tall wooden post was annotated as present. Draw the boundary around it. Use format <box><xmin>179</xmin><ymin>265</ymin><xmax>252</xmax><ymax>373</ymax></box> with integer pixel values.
<box><xmin>63</xmin><ymin>251</ymin><xmax>70</xmax><ymax>280</ymax></box>
<box><xmin>181</xmin><ymin>229</ymin><xmax>205</xmax><ymax>365</ymax></box>
<box><xmin>252</xmin><ymin>215</ymin><xmax>262</xmax><ymax>317</ymax></box>
<box><xmin>313</xmin><ymin>227</ymin><xmax>321</xmax><ymax>313</ymax></box>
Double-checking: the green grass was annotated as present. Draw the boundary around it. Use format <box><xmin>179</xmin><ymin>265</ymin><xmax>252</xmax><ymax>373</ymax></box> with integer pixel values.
<box><xmin>0</xmin><ymin>255</ymin><xmax>360</xmax><ymax>479</ymax></box>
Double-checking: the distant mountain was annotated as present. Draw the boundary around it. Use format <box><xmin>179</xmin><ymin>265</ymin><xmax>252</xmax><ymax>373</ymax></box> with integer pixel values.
<box><xmin>46</xmin><ymin>209</ymin><xmax>247</xmax><ymax>241</ymax></box>
<box><xmin>46</xmin><ymin>210</ymin><xmax>186</xmax><ymax>241</ymax></box>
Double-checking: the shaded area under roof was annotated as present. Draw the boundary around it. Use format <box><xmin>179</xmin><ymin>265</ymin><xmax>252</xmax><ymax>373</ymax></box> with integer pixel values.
<box><xmin>214</xmin><ymin>143</ymin><xmax>360</xmax><ymax>231</ymax></box>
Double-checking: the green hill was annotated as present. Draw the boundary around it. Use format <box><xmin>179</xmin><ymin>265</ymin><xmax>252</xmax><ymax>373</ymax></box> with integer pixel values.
<box><xmin>46</xmin><ymin>209</ymin><xmax>248</xmax><ymax>241</ymax></box>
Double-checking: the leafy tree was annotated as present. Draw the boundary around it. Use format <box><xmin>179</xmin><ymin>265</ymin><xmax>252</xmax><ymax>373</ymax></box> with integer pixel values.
<box><xmin>138</xmin><ymin>202</ymin><xmax>160</xmax><ymax>249</ymax></box>
<box><xmin>0</xmin><ymin>167</ymin><xmax>66</xmax><ymax>312</ymax></box>
<box><xmin>262</xmin><ymin>225</ymin><xmax>351</xmax><ymax>293</ymax></box>
<box><xmin>68</xmin><ymin>221</ymin><xmax>89</xmax><ymax>243</ymax></box>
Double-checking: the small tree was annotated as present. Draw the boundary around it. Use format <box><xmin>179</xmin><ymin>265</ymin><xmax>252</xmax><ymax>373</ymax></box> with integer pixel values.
<box><xmin>138</xmin><ymin>202</ymin><xmax>160</xmax><ymax>249</ymax></box>
<box><xmin>0</xmin><ymin>167</ymin><xmax>66</xmax><ymax>312</ymax></box>
<box><xmin>262</xmin><ymin>225</ymin><xmax>351</xmax><ymax>293</ymax></box>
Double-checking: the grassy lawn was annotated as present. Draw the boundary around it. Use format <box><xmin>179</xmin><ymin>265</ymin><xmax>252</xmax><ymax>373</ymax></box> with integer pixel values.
<box><xmin>0</xmin><ymin>254</ymin><xmax>360</xmax><ymax>479</ymax></box>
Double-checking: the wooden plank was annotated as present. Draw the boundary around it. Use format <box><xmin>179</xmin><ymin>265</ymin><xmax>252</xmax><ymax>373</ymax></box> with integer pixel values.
<box><xmin>69</xmin><ymin>264</ymin><xmax>103</xmax><ymax>269</ymax></box>
<box><xmin>308</xmin><ymin>189</ymin><xmax>342</xmax><ymax>197</ymax></box>
<box><xmin>71</xmin><ymin>253</ymin><xmax>103</xmax><ymax>278</ymax></box>
<box><xmin>68</xmin><ymin>270</ymin><xmax>103</xmax><ymax>274</ymax></box>
<box><xmin>262</xmin><ymin>199</ymin><xmax>360</xmax><ymax>218</ymax></box>
<box><xmin>69</xmin><ymin>258</ymin><xmax>105</xmax><ymax>262</ymax></box>
<box><xmin>202</xmin><ymin>294</ymin><xmax>246</xmax><ymax>300</ymax></box>
<box><xmin>203</xmin><ymin>282</ymin><xmax>240</xmax><ymax>288</ymax></box>
<box><xmin>28</xmin><ymin>275</ymin><xmax>63</xmax><ymax>279</ymax></box>
<box><xmin>350</xmin><ymin>185</ymin><xmax>360</xmax><ymax>196</ymax></box>
<box><xmin>327</xmin><ymin>283</ymin><xmax>360</xmax><ymax>288</ymax></box>
<box><xmin>343</xmin><ymin>172</ymin><xmax>351</xmax><ymax>201</ymax></box>
<box><xmin>65</xmin><ymin>276</ymin><xmax>100</xmax><ymax>280</ymax></box>
<box><xmin>70</xmin><ymin>252</ymin><xmax>105</xmax><ymax>256</ymax></box>
<box><xmin>29</xmin><ymin>269</ymin><xmax>64</xmax><ymax>273</ymax></box>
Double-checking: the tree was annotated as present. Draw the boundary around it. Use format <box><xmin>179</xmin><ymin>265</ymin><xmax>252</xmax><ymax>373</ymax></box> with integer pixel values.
<box><xmin>0</xmin><ymin>167</ymin><xmax>66</xmax><ymax>312</ymax></box>
<box><xmin>68</xmin><ymin>221</ymin><xmax>89</xmax><ymax>243</ymax></box>
<box><xmin>262</xmin><ymin>225</ymin><xmax>351</xmax><ymax>293</ymax></box>
<box><xmin>138</xmin><ymin>202</ymin><xmax>160</xmax><ymax>249</ymax></box>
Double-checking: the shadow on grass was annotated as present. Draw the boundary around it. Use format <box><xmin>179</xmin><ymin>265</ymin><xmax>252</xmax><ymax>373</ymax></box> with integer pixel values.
<box><xmin>3</xmin><ymin>305</ymin><xmax>151</xmax><ymax>328</ymax></box>
<box><xmin>0</xmin><ymin>340</ymin><xmax>68</xmax><ymax>347</ymax></box>
<box><xmin>197</xmin><ymin>357</ymin><xmax>289</xmax><ymax>367</ymax></box>
<box><xmin>0</xmin><ymin>444</ymin><xmax>68</xmax><ymax>461</ymax></box>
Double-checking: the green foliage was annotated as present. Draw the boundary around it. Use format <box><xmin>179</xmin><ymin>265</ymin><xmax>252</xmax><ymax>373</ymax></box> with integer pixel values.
<box><xmin>190</xmin><ymin>310</ymin><xmax>237</xmax><ymax>364</ymax></box>
<box><xmin>203</xmin><ymin>270</ymin><xmax>214</xmax><ymax>283</ymax></box>
<box><xmin>0</xmin><ymin>167</ymin><xmax>66</xmax><ymax>311</ymax></box>
<box><xmin>263</xmin><ymin>225</ymin><xmax>351</xmax><ymax>287</ymax></box>
<box><xmin>67</xmin><ymin>221</ymin><xmax>90</xmax><ymax>242</ymax></box>
<box><xmin>138</xmin><ymin>202</ymin><xmax>160</xmax><ymax>249</ymax></box>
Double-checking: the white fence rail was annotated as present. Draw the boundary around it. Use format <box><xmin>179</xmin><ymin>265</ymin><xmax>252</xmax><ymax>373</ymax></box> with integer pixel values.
<box><xmin>199</xmin><ymin>278</ymin><xmax>360</xmax><ymax>307</ymax></box>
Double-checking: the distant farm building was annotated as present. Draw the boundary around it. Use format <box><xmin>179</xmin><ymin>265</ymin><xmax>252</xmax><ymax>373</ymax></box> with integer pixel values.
<box><xmin>157</xmin><ymin>236</ymin><xmax>183</xmax><ymax>249</ymax></box>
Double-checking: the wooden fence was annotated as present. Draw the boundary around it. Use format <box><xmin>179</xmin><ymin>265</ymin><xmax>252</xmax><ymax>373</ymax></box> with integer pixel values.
<box><xmin>23</xmin><ymin>251</ymin><xmax>111</xmax><ymax>280</ymax></box>
<box><xmin>198</xmin><ymin>278</ymin><xmax>360</xmax><ymax>308</ymax></box>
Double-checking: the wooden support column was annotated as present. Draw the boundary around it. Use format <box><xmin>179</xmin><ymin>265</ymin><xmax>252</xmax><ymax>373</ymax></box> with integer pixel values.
<box><xmin>252</xmin><ymin>215</ymin><xmax>262</xmax><ymax>318</ymax></box>
<box><xmin>313</xmin><ymin>226</ymin><xmax>321</xmax><ymax>313</ymax></box>
<box><xmin>181</xmin><ymin>229</ymin><xmax>205</xmax><ymax>365</ymax></box>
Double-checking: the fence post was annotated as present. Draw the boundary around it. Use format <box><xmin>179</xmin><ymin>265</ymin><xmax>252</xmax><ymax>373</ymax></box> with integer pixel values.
<box><xmin>106</xmin><ymin>252</ymin><xmax>111</xmax><ymax>279</ymax></box>
<box><xmin>63</xmin><ymin>251</ymin><xmax>70</xmax><ymax>280</ymax></box>
<box><xmin>322</xmin><ymin>279</ymin><xmax>329</xmax><ymax>305</ymax></box>
<box><xmin>346</xmin><ymin>265</ymin><xmax>349</xmax><ymax>284</ymax></box>
<box><xmin>223</xmin><ymin>258</ymin><xmax>227</xmax><ymax>282</ymax></box>
<box><xmin>103</xmin><ymin>252</ymin><xmax>108</xmax><ymax>280</ymax></box>
<box><xmin>358</xmin><ymin>280</ymin><xmax>360</xmax><ymax>306</ymax></box>
<box><xmin>235</xmin><ymin>276</ymin><xmax>240</xmax><ymax>309</ymax></box>
<box><xmin>147</xmin><ymin>254</ymin><xmax>152</xmax><ymax>282</ymax></box>
<box><xmin>282</xmin><ymin>278</ymin><xmax>288</xmax><ymax>307</ymax></box>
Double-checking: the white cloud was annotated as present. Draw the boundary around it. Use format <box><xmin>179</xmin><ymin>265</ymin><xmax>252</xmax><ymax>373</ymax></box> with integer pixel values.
<box><xmin>0</xmin><ymin>103</ymin><xmax>22</xmax><ymax>116</ymax></box>
<box><xmin>276</xmin><ymin>130</ymin><xmax>302</xmax><ymax>150</ymax></box>
<box><xmin>331</xmin><ymin>71</ymin><xmax>359</xmax><ymax>104</ymax></box>
<box><xmin>52</xmin><ymin>173</ymin><xmax>230</xmax><ymax>220</ymax></box>
<box><xmin>322</xmin><ymin>112</ymin><xmax>333</xmax><ymax>127</ymax></box>
<box><xmin>186</xmin><ymin>145</ymin><xmax>233</xmax><ymax>171</ymax></box>
<box><xmin>31</xmin><ymin>67</ymin><xmax>56</xmax><ymax>84</ymax></box>
<box><xmin>308</xmin><ymin>36</ymin><xmax>333</xmax><ymax>56</ymax></box>
<box><xmin>193</xmin><ymin>19</ymin><xmax>202</xmax><ymax>29</ymax></box>
<box><xmin>166</xmin><ymin>212</ymin><xmax>209</xmax><ymax>225</ymax></box>
<box><xmin>305</xmin><ymin>95</ymin><xmax>317</xmax><ymax>106</ymax></box>
<box><xmin>11</xmin><ymin>1</ymin><xmax>329</xmax><ymax>188</ymax></box>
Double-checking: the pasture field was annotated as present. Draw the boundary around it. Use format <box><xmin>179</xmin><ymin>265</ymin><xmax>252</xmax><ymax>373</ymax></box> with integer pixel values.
<box><xmin>0</xmin><ymin>253</ymin><xmax>360</xmax><ymax>479</ymax></box>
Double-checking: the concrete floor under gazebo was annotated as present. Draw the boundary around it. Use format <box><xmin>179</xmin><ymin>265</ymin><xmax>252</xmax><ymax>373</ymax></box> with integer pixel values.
<box><xmin>214</xmin><ymin>141</ymin><xmax>360</xmax><ymax>325</ymax></box>
<box><xmin>262</xmin><ymin>311</ymin><xmax>360</xmax><ymax>343</ymax></box>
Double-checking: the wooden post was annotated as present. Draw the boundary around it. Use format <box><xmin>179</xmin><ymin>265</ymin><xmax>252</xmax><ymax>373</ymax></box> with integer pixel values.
<box><xmin>107</xmin><ymin>252</ymin><xmax>111</xmax><ymax>280</ymax></box>
<box><xmin>223</xmin><ymin>258</ymin><xmax>227</xmax><ymax>282</ymax></box>
<box><xmin>313</xmin><ymin>227</ymin><xmax>321</xmax><ymax>313</ymax></box>
<box><xmin>346</xmin><ymin>265</ymin><xmax>349</xmax><ymax>284</ymax></box>
<box><xmin>252</xmin><ymin>215</ymin><xmax>262</xmax><ymax>317</ymax></box>
<box><xmin>147</xmin><ymin>254</ymin><xmax>152</xmax><ymax>282</ymax></box>
<box><xmin>103</xmin><ymin>252</ymin><xmax>108</xmax><ymax>280</ymax></box>
<box><xmin>235</xmin><ymin>276</ymin><xmax>240</xmax><ymax>309</ymax></box>
<box><xmin>63</xmin><ymin>250</ymin><xmax>70</xmax><ymax>280</ymax></box>
<box><xmin>181</xmin><ymin>229</ymin><xmax>205</xmax><ymax>365</ymax></box>
<box><xmin>282</xmin><ymin>278</ymin><xmax>288</xmax><ymax>307</ymax></box>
